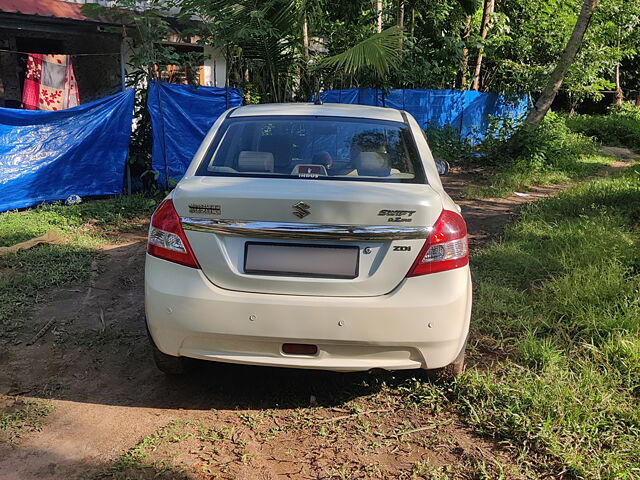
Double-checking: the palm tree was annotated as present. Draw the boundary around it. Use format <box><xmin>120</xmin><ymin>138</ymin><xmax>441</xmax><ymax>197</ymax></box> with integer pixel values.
<box><xmin>318</xmin><ymin>26</ymin><xmax>403</xmax><ymax>80</ymax></box>
<box><xmin>182</xmin><ymin>0</ymin><xmax>302</xmax><ymax>102</ymax></box>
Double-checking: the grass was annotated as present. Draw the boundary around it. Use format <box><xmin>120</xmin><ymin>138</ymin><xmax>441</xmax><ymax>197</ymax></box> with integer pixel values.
<box><xmin>85</xmin><ymin>418</ymin><xmax>252</xmax><ymax>479</ymax></box>
<box><xmin>467</xmin><ymin>153</ymin><xmax>612</xmax><ymax>198</ymax></box>
<box><xmin>465</xmin><ymin>112</ymin><xmax>617</xmax><ymax>198</ymax></box>
<box><xmin>0</xmin><ymin>398</ymin><xmax>54</xmax><ymax>444</ymax></box>
<box><xmin>449</xmin><ymin>163</ymin><xmax>640</xmax><ymax>478</ymax></box>
<box><xmin>0</xmin><ymin>195</ymin><xmax>156</xmax><ymax>450</ymax></box>
<box><xmin>0</xmin><ymin>195</ymin><xmax>157</xmax><ymax>340</ymax></box>
<box><xmin>566</xmin><ymin>102</ymin><xmax>640</xmax><ymax>152</ymax></box>
<box><xmin>83</xmin><ymin>396</ymin><xmax>521</xmax><ymax>480</ymax></box>
<box><xmin>87</xmin><ymin>420</ymin><xmax>195</xmax><ymax>479</ymax></box>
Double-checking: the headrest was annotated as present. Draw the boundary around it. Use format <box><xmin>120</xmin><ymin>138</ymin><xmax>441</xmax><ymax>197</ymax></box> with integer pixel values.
<box><xmin>312</xmin><ymin>151</ymin><xmax>333</xmax><ymax>168</ymax></box>
<box><xmin>357</xmin><ymin>151</ymin><xmax>390</xmax><ymax>177</ymax></box>
<box><xmin>237</xmin><ymin>151</ymin><xmax>274</xmax><ymax>172</ymax></box>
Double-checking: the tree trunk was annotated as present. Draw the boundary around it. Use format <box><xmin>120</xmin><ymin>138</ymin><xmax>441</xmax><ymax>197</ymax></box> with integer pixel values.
<box><xmin>525</xmin><ymin>0</ymin><xmax>599</xmax><ymax>129</ymax></box>
<box><xmin>470</xmin><ymin>0</ymin><xmax>494</xmax><ymax>91</ymax></box>
<box><xmin>302</xmin><ymin>11</ymin><xmax>309</xmax><ymax>64</ymax></box>
<box><xmin>224</xmin><ymin>46</ymin><xmax>230</xmax><ymax>88</ymax></box>
<box><xmin>302</xmin><ymin>8</ymin><xmax>310</xmax><ymax>99</ymax></box>
<box><xmin>376</xmin><ymin>0</ymin><xmax>383</xmax><ymax>33</ymax></box>
<box><xmin>397</xmin><ymin>0</ymin><xmax>405</xmax><ymax>48</ymax></box>
<box><xmin>410</xmin><ymin>3</ymin><xmax>415</xmax><ymax>36</ymax></box>
<box><xmin>614</xmin><ymin>63</ymin><xmax>623</xmax><ymax>105</ymax></box>
<box><xmin>614</xmin><ymin>25</ymin><xmax>623</xmax><ymax>105</ymax></box>
<box><xmin>457</xmin><ymin>15</ymin><xmax>472</xmax><ymax>89</ymax></box>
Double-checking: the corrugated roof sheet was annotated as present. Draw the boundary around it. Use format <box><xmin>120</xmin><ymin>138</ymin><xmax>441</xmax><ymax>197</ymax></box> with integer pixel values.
<box><xmin>0</xmin><ymin>0</ymin><xmax>98</xmax><ymax>22</ymax></box>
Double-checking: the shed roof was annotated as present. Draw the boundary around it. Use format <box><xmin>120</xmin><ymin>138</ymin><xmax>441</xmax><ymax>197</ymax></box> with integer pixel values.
<box><xmin>0</xmin><ymin>0</ymin><xmax>99</xmax><ymax>22</ymax></box>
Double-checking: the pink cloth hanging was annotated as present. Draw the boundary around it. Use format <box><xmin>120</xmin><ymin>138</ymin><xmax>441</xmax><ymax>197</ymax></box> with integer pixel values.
<box><xmin>22</xmin><ymin>54</ymin><xmax>80</xmax><ymax>111</ymax></box>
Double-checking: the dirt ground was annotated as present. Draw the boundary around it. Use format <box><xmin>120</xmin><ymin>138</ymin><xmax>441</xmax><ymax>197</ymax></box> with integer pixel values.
<box><xmin>0</xmin><ymin>156</ymin><xmax>633</xmax><ymax>480</ymax></box>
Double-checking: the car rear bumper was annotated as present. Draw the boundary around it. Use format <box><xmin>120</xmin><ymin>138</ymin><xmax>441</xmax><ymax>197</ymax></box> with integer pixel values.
<box><xmin>145</xmin><ymin>254</ymin><xmax>472</xmax><ymax>372</ymax></box>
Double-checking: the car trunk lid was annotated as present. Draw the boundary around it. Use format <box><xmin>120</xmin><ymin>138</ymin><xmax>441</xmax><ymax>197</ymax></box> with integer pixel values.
<box><xmin>173</xmin><ymin>176</ymin><xmax>443</xmax><ymax>297</ymax></box>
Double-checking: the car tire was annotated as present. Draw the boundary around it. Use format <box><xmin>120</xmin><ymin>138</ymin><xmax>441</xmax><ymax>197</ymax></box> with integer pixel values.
<box><xmin>147</xmin><ymin>329</ymin><xmax>194</xmax><ymax>375</ymax></box>
<box><xmin>424</xmin><ymin>337</ymin><xmax>467</xmax><ymax>382</ymax></box>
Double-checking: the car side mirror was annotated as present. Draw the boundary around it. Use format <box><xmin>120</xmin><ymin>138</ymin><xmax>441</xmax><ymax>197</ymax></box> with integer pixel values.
<box><xmin>435</xmin><ymin>158</ymin><xmax>450</xmax><ymax>176</ymax></box>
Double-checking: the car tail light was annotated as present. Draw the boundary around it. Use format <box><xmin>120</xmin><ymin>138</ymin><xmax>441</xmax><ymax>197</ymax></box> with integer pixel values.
<box><xmin>406</xmin><ymin>210</ymin><xmax>468</xmax><ymax>276</ymax></box>
<box><xmin>147</xmin><ymin>199</ymin><xmax>200</xmax><ymax>269</ymax></box>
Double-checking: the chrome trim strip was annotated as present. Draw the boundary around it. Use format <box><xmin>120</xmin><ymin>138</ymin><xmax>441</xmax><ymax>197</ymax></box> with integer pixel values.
<box><xmin>181</xmin><ymin>217</ymin><xmax>430</xmax><ymax>241</ymax></box>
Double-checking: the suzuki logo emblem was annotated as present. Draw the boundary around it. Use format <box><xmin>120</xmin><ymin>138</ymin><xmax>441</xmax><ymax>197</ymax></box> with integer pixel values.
<box><xmin>292</xmin><ymin>201</ymin><xmax>311</xmax><ymax>218</ymax></box>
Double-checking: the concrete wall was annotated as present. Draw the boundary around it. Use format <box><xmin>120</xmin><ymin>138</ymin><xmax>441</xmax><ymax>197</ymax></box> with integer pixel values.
<box><xmin>203</xmin><ymin>46</ymin><xmax>227</xmax><ymax>87</ymax></box>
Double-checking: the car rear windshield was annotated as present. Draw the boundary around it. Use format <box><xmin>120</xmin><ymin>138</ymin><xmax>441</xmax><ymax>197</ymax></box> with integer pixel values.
<box><xmin>195</xmin><ymin>115</ymin><xmax>426</xmax><ymax>183</ymax></box>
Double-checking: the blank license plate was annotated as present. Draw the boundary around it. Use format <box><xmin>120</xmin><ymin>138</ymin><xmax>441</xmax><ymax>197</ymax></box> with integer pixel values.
<box><xmin>244</xmin><ymin>242</ymin><xmax>359</xmax><ymax>279</ymax></box>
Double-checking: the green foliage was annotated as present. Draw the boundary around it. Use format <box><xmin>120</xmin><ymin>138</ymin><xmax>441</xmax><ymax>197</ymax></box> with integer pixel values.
<box><xmin>508</xmin><ymin>113</ymin><xmax>598</xmax><ymax>170</ymax></box>
<box><xmin>484</xmin><ymin>0</ymin><xmax>640</xmax><ymax>100</ymax></box>
<box><xmin>425</xmin><ymin>110</ymin><xmax>609</xmax><ymax>197</ymax></box>
<box><xmin>424</xmin><ymin>124</ymin><xmax>473</xmax><ymax>163</ymax></box>
<box><xmin>183</xmin><ymin>0</ymin><xmax>301</xmax><ymax>102</ymax></box>
<box><xmin>318</xmin><ymin>27</ymin><xmax>402</xmax><ymax>79</ymax></box>
<box><xmin>566</xmin><ymin>102</ymin><xmax>640</xmax><ymax>151</ymax></box>
<box><xmin>454</xmin><ymin>166</ymin><xmax>640</xmax><ymax>478</ymax></box>
<box><xmin>385</xmin><ymin>0</ymin><xmax>471</xmax><ymax>89</ymax></box>
<box><xmin>79</xmin><ymin>0</ymin><xmax>640</xmax><ymax>188</ymax></box>
<box><xmin>87</xmin><ymin>0</ymin><xmax>640</xmax><ymax>107</ymax></box>
<box><xmin>468</xmin><ymin>113</ymin><xmax>605</xmax><ymax>197</ymax></box>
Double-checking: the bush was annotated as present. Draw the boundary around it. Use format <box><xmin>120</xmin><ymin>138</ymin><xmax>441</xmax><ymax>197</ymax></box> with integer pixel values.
<box><xmin>509</xmin><ymin>112</ymin><xmax>598</xmax><ymax>169</ymax></box>
<box><xmin>566</xmin><ymin>102</ymin><xmax>640</xmax><ymax>151</ymax></box>
<box><xmin>425</xmin><ymin>113</ymin><xmax>524</xmax><ymax>164</ymax></box>
<box><xmin>466</xmin><ymin>113</ymin><xmax>605</xmax><ymax>197</ymax></box>
<box><xmin>424</xmin><ymin>123</ymin><xmax>473</xmax><ymax>163</ymax></box>
<box><xmin>427</xmin><ymin>111</ymin><xmax>615</xmax><ymax>198</ymax></box>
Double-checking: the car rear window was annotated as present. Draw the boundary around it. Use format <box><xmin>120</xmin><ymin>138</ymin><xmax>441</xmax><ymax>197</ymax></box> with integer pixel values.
<box><xmin>195</xmin><ymin>115</ymin><xmax>426</xmax><ymax>183</ymax></box>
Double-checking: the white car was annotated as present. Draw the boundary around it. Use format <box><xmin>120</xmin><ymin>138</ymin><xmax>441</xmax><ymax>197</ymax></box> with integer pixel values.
<box><xmin>145</xmin><ymin>103</ymin><xmax>471</xmax><ymax>379</ymax></box>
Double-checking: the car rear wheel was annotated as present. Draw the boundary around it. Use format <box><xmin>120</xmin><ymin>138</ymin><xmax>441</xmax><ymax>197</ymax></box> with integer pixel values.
<box><xmin>147</xmin><ymin>329</ymin><xmax>194</xmax><ymax>375</ymax></box>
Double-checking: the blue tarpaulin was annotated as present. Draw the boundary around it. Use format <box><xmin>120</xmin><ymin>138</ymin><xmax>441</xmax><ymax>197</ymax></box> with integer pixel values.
<box><xmin>319</xmin><ymin>88</ymin><xmax>529</xmax><ymax>141</ymax></box>
<box><xmin>0</xmin><ymin>89</ymin><xmax>135</xmax><ymax>213</ymax></box>
<box><xmin>148</xmin><ymin>82</ymin><xmax>243</xmax><ymax>187</ymax></box>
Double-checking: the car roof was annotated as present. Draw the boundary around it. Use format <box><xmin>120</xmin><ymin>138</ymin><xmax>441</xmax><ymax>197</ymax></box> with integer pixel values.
<box><xmin>228</xmin><ymin>103</ymin><xmax>406</xmax><ymax>123</ymax></box>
